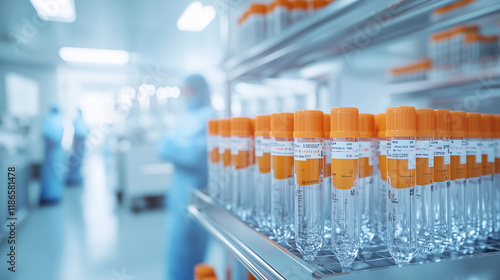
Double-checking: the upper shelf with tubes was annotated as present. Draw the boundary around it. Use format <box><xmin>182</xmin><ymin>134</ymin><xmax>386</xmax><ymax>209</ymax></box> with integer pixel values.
<box><xmin>386</xmin><ymin>66</ymin><xmax>500</xmax><ymax>98</ymax></box>
<box><xmin>225</xmin><ymin>0</ymin><xmax>500</xmax><ymax>81</ymax></box>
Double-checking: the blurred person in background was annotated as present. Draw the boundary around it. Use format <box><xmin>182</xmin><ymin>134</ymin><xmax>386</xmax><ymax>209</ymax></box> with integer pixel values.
<box><xmin>40</xmin><ymin>104</ymin><xmax>66</xmax><ymax>204</ymax></box>
<box><xmin>157</xmin><ymin>74</ymin><xmax>215</xmax><ymax>280</ymax></box>
<box><xmin>67</xmin><ymin>109</ymin><xmax>90</xmax><ymax>185</ymax></box>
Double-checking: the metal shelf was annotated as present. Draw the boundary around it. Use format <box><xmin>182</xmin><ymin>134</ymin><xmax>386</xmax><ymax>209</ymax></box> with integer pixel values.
<box><xmin>386</xmin><ymin>67</ymin><xmax>500</xmax><ymax>98</ymax></box>
<box><xmin>188</xmin><ymin>189</ymin><xmax>500</xmax><ymax>280</ymax></box>
<box><xmin>225</xmin><ymin>0</ymin><xmax>500</xmax><ymax>81</ymax></box>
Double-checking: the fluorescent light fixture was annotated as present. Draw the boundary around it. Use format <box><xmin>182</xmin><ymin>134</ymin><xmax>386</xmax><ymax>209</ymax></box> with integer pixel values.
<box><xmin>177</xmin><ymin>1</ymin><xmax>216</xmax><ymax>32</ymax></box>
<box><xmin>30</xmin><ymin>0</ymin><xmax>76</xmax><ymax>22</ymax></box>
<box><xmin>59</xmin><ymin>47</ymin><xmax>129</xmax><ymax>65</ymax></box>
<box><xmin>139</xmin><ymin>84</ymin><xmax>156</xmax><ymax>96</ymax></box>
<box><xmin>171</xmin><ymin>87</ymin><xmax>181</xmax><ymax>98</ymax></box>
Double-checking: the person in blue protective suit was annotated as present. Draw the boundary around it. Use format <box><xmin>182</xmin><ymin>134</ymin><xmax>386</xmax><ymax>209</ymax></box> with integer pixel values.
<box><xmin>40</xmin><ymin>105</ymin><xmax>66</xmax><ymax>204</ymax></box>
<box><xmin>157</xmin><ymin>74</ymin><xmax>216</xmax><ymax>280</ymax></box>
<box><xmin>67</xmin><ymin>109</ymin><xmax>90</xmax><ymax>185</ymax></box>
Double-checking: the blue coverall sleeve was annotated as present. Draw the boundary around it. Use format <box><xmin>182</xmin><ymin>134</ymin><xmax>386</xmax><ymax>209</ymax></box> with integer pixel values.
<box><xmin>157</xmin><ymin>131</ymin><xmax>207</xmax><ymax>171</ymax></box>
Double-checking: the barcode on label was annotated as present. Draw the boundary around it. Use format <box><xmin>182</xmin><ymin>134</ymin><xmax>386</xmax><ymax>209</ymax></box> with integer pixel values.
<box><xmin>271</xmin><ymin>140</ymin><xmax>294</xmax><ymax>156</ymax></box>
<box><xmin>294</xmin><ymin>141</ymin><xmax>323</xmax><ymax>161</ymax></box>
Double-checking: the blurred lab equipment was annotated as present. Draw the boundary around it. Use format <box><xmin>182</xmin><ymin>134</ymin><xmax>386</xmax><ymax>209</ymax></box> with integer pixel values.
<box><xmin>157</xmin><ymin>74</ymin><xmax>216</xmax><ymax>280</ymax></box>
<box><xmin>67</xmin><ymin>109</ymin><xmax>89</xmax><ymax>185</ymax></box>
<box><xmin>40</xmin><ymin>105</ymin><xmax>66</xmax><ymax>204</ymax></box>
<box><xmin>110</xmin><ymin>93</ymin><xmax>174</xmax><ymax>211</ymax></box>
<box><xmin>0</xmin><ymin>115</ymin><xmax>32</xmax><ymax>241</ymax></box>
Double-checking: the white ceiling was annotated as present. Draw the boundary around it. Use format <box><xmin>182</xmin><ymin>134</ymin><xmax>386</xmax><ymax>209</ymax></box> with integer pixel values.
<box><xmin>0</xmin><ymin>0</ymin><xmax>224</xmax><ymax>74</ymax></box>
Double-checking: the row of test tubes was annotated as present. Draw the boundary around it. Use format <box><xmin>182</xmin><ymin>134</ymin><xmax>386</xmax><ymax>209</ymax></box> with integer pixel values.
<box><xmin>206</xmin><ymin>107</ymin><xmax>500</xmax><ymax>270</ymax></box>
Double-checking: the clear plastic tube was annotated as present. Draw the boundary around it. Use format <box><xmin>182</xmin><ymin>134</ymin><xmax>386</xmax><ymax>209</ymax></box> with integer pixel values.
<box><xmin>495</xmin><ymin>137</ymin><xmax>500</xmax><ymax>239</ymax></box>
<box><xmin>231</xmin><ymin>135</ymin><xmax>253</xmax><ymax>221</ymax></box>
<box><xmin>323</xmin><ymin>138</ymin><xmax>332</xmax><ymax>242</ymax></box>
<box><xmin>479</xmin><ymin>138</ymin><xmax>495</xmax><ymax>241</ymax></box>
<box><xmin>449</xmin><ymin>137</ymin><xmax>467</xmax><ymax>252</ymax></box>
<box><xmin>249</xmin><ymin>137</ymin><xmax>257</xmax><ymax>227</ymax></box>
<box><xmin>359</xmin><ymin>138</ymin><xmax>375</xmax><ymax>248</ymax></box>
<box><xmin>255</xmin><ymin>135</ymin><xmax>272</xmax><ymax>233</ymax></box>
<box><xmin>289</xmin><ymin>9</ymin><xmax>306</xmax><ymax>24</ymax></box>
<box><xmin>271</xmin><ymin>137</ymin><xmax>294</xmax><ymax>245</ymax></box>
<box><xmin>272</xmin><ymin>6</ymin><xmax>289</xmax><ymax>35</ymax></box>
<box><xmin>207</xmin><ymin>133</ymin><xmax>220</xmax><ymax>203</ymax></box>
<box><xmin>378</xmin><ymin>139</ymin><xmax>388</xmax><ymax>244</ymax></box>
<box><xmin>464</xmin><ymin>137</ymin><xmax>481</xmax><ymax>253</ymax></box>
<box><xmin>387</xmin><ymin>136</ymin><xmax>417</xmax><ymax>266</ymax></box>
<box><xmin>371</xmin><ymin>138</ymin><xmax>380</xmax><ymax>243</ymax></box>
<box><xmin>294</xmin><ymin>137</ymin><xmax>324</xmax><ymax>261</ymax></box>
<box><xmin>331</xmin><ymin>137</ymin><xmax>360</xmax><ymax>269</ymax></box>
<box><xmin>433</xmin><ymin>137</ymin><xmax>451</xmax><ymax>257</ymax></box>
<box><xmin>220</xmin><ymin>135</ymin><xmax>232</xmax><ymax>210</ymax></box>
<box><xmin>415</xmin><ymin>137</ymin><xmax>434</xmax><ymax>259</ymax></box>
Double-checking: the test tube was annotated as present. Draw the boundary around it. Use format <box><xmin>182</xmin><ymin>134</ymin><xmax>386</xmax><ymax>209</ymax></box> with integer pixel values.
<box><xmin>463</xmin><ymin>32</ymin><xmax>481</xmax><ymax>74</ymax></box>
<box><xmin>449</xmin><ymin>111</ymin><xmax>467</xmax><ymax>252</ymax></box>
<box><xmin>323</xmin><ymin>113</ymin><xmax>332</xmax><ymax>244</ymax></box>
<box><xmin>231</xmin><ymin>117</ymin><xmax>253</xmax><ymax>221</ymax></box>
<box><xmin>289</xmin><ymin>0</ymin><xmax>308</xmax><ymax>24</ymax></box>
<box><xmin>375</xmin><ymin>113</ymin><xmax>388</xmax><ymax>244</ymax></box>
<box><xmin>451</xmin><ymin>25</ymin><xmax>478</xmax><ymax>74</ymax></box>
<box><xmin>250</xmin><ymin>119</ymin><xmax>257</xmax><ymax>227</ymax></box>
<box><xmin>255</xmin><ymin>115</ymin><xmax>272</xmax><ymax>233</ymax></box>
<box><xmin>330</xmin><ymin>107</ymin><xmax>360</xmax><ymax>270</ymax></box>
<box><xmin>433</xmin><ymin>109</ymin><xmax>451</xmax><ymax>257</ymax></box>
<box><xmin>294</xmin><ymin>110</ymin><xmax>324</xmax><ymax>261</ymax></box>
<box><xmin>207</xmin><ymin>120</ymin><xmax>220</xmax><ymax>202</ymax></box>
<box><xmin>271</xmin><ymin>0</ymin><xmax>290</xmax><ymax>36</ymax></box>
<box><xmin>386</xmin><ymin>106</ymin><xmax>417</xmax><ymax>266</ymax></box>
<box><xmin>219</xmin><ymin>119</ymin><xmax>232</xmax><ymax>210</ymax></box>
<box><xmin>464</xmin><ymin>113</ymin><xmax>482</xmax><ymax>253</ymax></box>
<box><xmin>359</xmin><ymin>113</ymin><xmax>376</xmax><ymax>248</ymax></box>
<box><xmin>479</xmin><ymin>114</ymin><xmax>495</xmax><ymax>242</ymax></box>
<box><xmin>415</xmin><ymin>109</ymin><xmax>435</xmax><ymax>259</ymax></box>
<box><xmin>494</xmin><ymin>115</ymin><xmax>500</xmax><ymax>239</ymax></box>
<box><xmin>270</xmin><ymin>113</ymin><xmax>295</xmax><ymax>245</ymax></box>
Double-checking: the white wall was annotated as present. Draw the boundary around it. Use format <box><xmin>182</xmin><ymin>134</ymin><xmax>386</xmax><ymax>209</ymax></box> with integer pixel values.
<box><xmin>0</xmin><ymin>62</ymin><xmax>58</xmax><ymax>162</ymax></box>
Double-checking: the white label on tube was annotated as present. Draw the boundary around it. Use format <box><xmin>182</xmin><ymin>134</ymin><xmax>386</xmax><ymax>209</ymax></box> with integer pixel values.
<box><xmin>416</xmin><ymin>140</ymin><xmax>435</xmax><ymax>167</ymax></box>
<box><xmin>467</xmin><ymin>140</ymin><xmax>481</xmax><ymax>163</ymax></box>
<box><xmin>378</xmin><ymin>140</ymin><xmax>388</xmax><ymax>156</ymax></box>
<box><xmin>271</xmin><ymin>140</ymin><xmax>294</xmax><ymax>156</ymax></box>
<box><xmin>496</xmin><ymin>139</ymin><xmax>500</xmax><ymax>158</ymax></box>
<box><xmin>294</xmin><ymin>141</ymin><xmax>322</xmax><ymax>161</ymax></box>
<box><xmin>387</xmin><ymin>139</ymin><xmax>416</xmax><ymax>170</ymax></box>
<box><xmin>450</xmin><ymin>139</ymin><xmax>467</xmax><ymax>164</ymax></box>
<box><xmin>207</xmin><ymin>135</ymin><xmax>218</xmax><ymax>152</ymax></box>
<box><xmin>219</xmin><ymin>136</ymin><xmax>231</xmax><ymax>154</ymax></box>
<box><xmin>231</xmin><ymin>136</ymin><xmax>251</xmax><ymax>155</ymax></box>
<box><xmin>434</xmin><ymin>140</ymin><xmax>450</xmax><ymax>165</ymax></box>
<box><xmin>255</xmin><ymin>136</ymin><xmax>270</xmax><ymax>157</ymax></box>
<box><xmin>323</xmin><ymin>139</ymin><xmax>332</xmax><ymax>164</ymax></box>
<box><xmin>359</xmin><ymin>141</ymin><xmax>374</xmax><ymax>166</ymax></box>
<box><xmin>484</xmin><ymin>140</ymin><xmax>495</xmax><ymax>163</ymax></box>
<box><xmin>331</xmin><ymin>141</ymin><xmax>359</xmax><ymax>159</ymax></box>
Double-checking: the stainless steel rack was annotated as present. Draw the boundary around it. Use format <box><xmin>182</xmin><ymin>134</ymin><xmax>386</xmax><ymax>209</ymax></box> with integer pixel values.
<box><xmin>188</xmin><ymin>189</ymin><xmax>500</xmax><ymax>280</ymax></box>
<box><xmin>386</xmin><ymin>67</ymin><xmax>500</xmax><ymax>98</ymax></box>
<box><xmin>225</xmin><ymin>0</ymin><xmax>500</xmax><ymax>81</ymax></box>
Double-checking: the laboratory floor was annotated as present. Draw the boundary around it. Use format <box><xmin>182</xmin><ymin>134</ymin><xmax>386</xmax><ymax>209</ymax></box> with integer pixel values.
<box><xmin>0</xmin><ymin>153</ymin><xmax>166</xmax><ymax>280</ymax></box>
